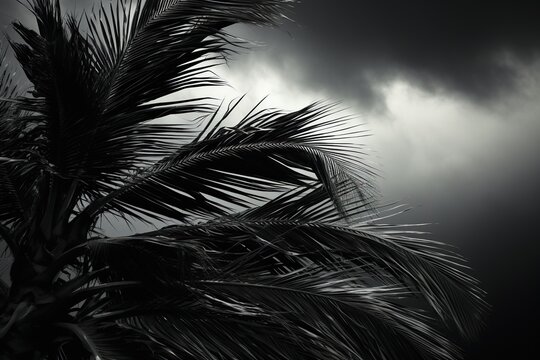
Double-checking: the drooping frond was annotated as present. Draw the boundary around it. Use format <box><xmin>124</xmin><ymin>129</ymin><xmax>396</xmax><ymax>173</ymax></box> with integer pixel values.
<box><xmin>58</xmin><ymin>197</ymin><xmax>485</xmax><ymax>359</ymax></box>
<box><xmin>79</xmin><ymin>101</ymin><xmax>375</xmax><ymax>226</ymax></box>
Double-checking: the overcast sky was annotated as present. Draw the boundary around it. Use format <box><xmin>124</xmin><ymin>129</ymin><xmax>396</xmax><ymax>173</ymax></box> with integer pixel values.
<box><xmin>2</xmin><ymin>1</ymin><xmax>539</xmax><ymax>359</ymax></box>
<box><xmin>223</xmin><ymin>4</ymin><xmax>540</xmax><ymax>358</ymax></box>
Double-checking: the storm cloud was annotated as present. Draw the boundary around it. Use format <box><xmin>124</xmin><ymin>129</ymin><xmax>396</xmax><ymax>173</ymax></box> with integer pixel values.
<box><xmin>210</xmin><ymin>3</ymin><xmax>540</xmax><ymax>358</ymax></box>
<box><xmin>230</xmin><ymin>0</ymin><xmax>540</xmax><ymax>110</ymax></box>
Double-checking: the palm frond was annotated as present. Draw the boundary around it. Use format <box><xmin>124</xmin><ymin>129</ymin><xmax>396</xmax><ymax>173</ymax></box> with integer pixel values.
<box><xmin>195</xmin><ymin>275</ymin><xmax>457</xmax><ymax>360</ymax></box>
<box><xmin>10</xmin><ymin>1</ymin><xmax>203</xmax><ymax>191</ymax></box>
<box><xmin>0</xmin><ymin>46</ymin><xmax>19</xmax><ymax>118</ymax></box>
<box><xmin>78</xmin><ymin>101</ymin><xmax>375</xmax><ymax>228</ymax></box>
<box><xmin>0</xmin><ymin>48</ymin><xmax>39</xmax><ymax>250</ymax></box>
<box><xmin>70</xmin><ymin>187</ymin><xmax>484</xmax><ymax>359</ymax></box>
<box><xmin>6</xmin><ymin>0</ymin><xmax>295</xmax><ymax>250</ymax></box>
<box><xmin>86</xmin><ymin>0</ymin><xmax>293</xmax><ymax>113</ymax></box>
<box><xmin>56</xmin><ymin>321</ymin><xmax>162</xmax><ymax>360</ymax></box>
<box><xmin>149</xmin><ymin>207</ymin><xmax>487</xmax><ymax>338</ymax></box>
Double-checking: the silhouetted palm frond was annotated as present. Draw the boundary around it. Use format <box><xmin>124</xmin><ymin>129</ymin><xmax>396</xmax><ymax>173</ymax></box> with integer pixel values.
<box><xmin>0</xmin><ymin>1</ymin><xmax>486</xmax><ymax>359</ymax></box>
<box><xmin>78</xmin><ymin>101</ymin><xmax>374</xmax><ymax>224</ymax></box>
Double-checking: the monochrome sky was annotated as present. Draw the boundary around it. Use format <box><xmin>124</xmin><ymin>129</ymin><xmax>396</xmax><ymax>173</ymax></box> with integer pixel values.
<box><xmin>223</xmin><ymin>7</ymin><xmax>540</xmax><ymax>358</ymax></box>
<box><xmin>1</xmin><ymin>1</ymin><xmax>539</xmax><ymax>359</ymax></box>
<box><xmin>224</xmin><ymin>4</ymin><xmax>540</xmax><ymax>358</ymax></box>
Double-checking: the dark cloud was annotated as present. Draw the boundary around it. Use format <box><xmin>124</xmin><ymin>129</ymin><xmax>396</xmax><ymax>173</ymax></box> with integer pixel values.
<box><xmin>361</xmin><ymin>68</ymin><xmax>540</xmax><ymax>358</ymax></box>
<box><xmin>6</xmin><ymin>0</ymin><xmax>538</xmax><ymax>110</ymax></box>
<box><xmin>233</xmin><ymin>0</ymin><xmax>540</xmax><ymax>110</ymax></box>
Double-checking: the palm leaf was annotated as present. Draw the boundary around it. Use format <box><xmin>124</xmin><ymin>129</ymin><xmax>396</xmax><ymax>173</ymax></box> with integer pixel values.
<box><xmin>78</xmin><ymin>101</ymin><xmax>375</xmax><ymax>229</ymax></box>
<box><xmin>72</xmin><ymin>185</ymin><xmax>484</xmax><ymax>359</ymax></box>
<box><xmin>6</xmin><ymin>0</ymin><xmax>294</xmax><ymax>249</ymax></box>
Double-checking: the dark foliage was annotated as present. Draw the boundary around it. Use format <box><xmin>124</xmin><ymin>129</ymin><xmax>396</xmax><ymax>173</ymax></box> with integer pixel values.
<box><xmin>0</xmin><ymin>1</ymin><xmax>486</xmax><ymax>359</ymax></box>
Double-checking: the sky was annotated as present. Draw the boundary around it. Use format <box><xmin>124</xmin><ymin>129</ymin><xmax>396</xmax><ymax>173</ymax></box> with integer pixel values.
<box><xmin>2</xmin><ymin>1</ymin><xmax>540</xmax><ymax>359</ymax></box>
<box><xmin>221</xmin><ymin>3</ymin><xmax>540</xmax><ymax>358</ymax></box>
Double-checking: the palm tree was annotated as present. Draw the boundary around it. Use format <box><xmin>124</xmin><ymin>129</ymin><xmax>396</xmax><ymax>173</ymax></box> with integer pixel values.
<box><xmin>0</xmin><ymin>1</ymin><xmax>486</xmax><ymax>359</ymax></box>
